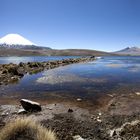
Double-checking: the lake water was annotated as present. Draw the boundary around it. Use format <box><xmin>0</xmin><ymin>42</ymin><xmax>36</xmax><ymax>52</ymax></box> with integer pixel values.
<box><xmin>0</xmin><ymin>56</ymin><xmax>140</xmax><ymax>105</ymax></box>
<box><xmin>0</xmin><ymin>56</ymin><xmax>80</xmax><ymax>64</ymax></box>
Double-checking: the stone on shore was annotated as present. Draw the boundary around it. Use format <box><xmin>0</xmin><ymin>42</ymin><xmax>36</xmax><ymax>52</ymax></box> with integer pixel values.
<box><xmin>68</xmin><ymin>108</ymin><xmax>73</xmax><ymax>113</ymax></box>
<box><xmin>135</xmin><ymin>92</ymin><xmax>140</xmax><ymax>95</ymax></box>
<box><xmin>20</xmin><ymin>99</ymin><xmax>42</xmax><ymax>112</ymax></box>
<box><xmin>73</xmin><ymin>135</ymin><xmax>85</xmax><ymax>140</ymax></box>
<box><xmin>17</xmin><ymin>109</ymin><xmax>27</xmax><ymax>114</ymax></box>
<box><xmin>77</xmin><ymin>98</ymin><xmax>82</xmax><ymax>101</ymax></box>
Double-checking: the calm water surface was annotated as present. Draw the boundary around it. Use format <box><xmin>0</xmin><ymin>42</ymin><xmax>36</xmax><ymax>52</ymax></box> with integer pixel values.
<box><xmin>0</xmin><ymin>56</ymin><xmax>80</xmax><ymax>64</ymax></box>
<box><xmin>0</xmin><ymin>56</ymin><xmax>140</xmax><ymax>104</ymax></box>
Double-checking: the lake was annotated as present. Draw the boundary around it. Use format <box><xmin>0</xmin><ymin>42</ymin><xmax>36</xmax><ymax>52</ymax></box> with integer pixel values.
<box><xmin>0</xmin><ymin>56</ymin><xmax>140</xmax><ymax>106</ymax></box>
<box><xmin>0</xmin><ymin>56</ymin><xmax>80</xmax><ymax>64</ymax></box>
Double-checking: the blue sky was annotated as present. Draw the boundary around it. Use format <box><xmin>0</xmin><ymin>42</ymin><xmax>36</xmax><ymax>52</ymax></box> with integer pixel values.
<box><xmin>0</xmin><ymin>0</ymin><xmax>140</xmax><ymax>51</ymax></box>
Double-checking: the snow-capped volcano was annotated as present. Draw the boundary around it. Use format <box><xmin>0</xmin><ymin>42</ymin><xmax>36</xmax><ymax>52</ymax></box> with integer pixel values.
<box><xmin>0</xmin><ymin>34</ymin><xmax>35</xmax><ymax>45</ymax></box>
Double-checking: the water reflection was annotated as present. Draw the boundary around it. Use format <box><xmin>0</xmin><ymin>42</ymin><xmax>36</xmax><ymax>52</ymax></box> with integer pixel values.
<box><xmin>0</xmin><ymin>56</ymin><xmax>79</xmax><ymax>64</ymax></box>
<box><xmin>0</xmin><ymin>56</ymin><xmax>140</xmax><ymax>101</ymax></box>
<box><xmin>36</xmin><ymin>65</ymin><xmax>108</xmax><ymax>84</ymax></box>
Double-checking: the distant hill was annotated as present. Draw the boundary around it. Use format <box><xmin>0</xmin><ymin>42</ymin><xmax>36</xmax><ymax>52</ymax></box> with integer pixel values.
<box><xmin>114</xmin><ymin>47</ymin><xmax>140</xmax><ymax>55</ymax></box>
<box><xmin>46</xmin><ymin>49</ymin><xmax>113</xmax><ymax>56</ymax></box>
<box><xmin>0</xmin><ymin>48</ymin><xmax>113</xmax><ymax>56</ymax></box>
<box><xmin>0</xmin><ymin>33</ymin><xmax>114</xmax><ymax>56</ymax></box>
<box><xmin>0</xmin><ymin>44</ymin><xmax>51</xmax><ymax>50</ymax></box>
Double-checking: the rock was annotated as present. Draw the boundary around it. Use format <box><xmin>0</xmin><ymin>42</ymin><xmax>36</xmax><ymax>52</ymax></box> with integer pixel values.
<box><xmin>0</xmin><ymin>122</ymin><xmax>5</xmax><ymax>127</ymax></box>
<box><xmin>107</xmin><ymin>94</ymin><xmax>114</xmax><ymax>97</ymax></box>
<box><xmin>18</xmin><ymin>109</ymin><xmax>27</xmax><ymax>114</ymax></box>
<box><xmin>110</xmin><ymin>130</ymin><xmax>116</xmax><ymax>137</ymax></box>
<box><xmin>7</xmin><ymin>66</ymin><xmax>19</xmax><ymax>75</ymax></box>
<box><xmin>11</xmin><ymin>76</ymin><xmax>19</xmax><ymax>81</ymax></box>
<box><xmin>73</xmin><ymin>135</ymin><xmax>85</xmax><ymax>140</ymax></box>
<box><xmin>46</xmin><ymin>107</ymin><xmax>53</xmax><ymax>110</ymax></box>
<box><xmin>2</xmin><ymin>69</ymin><xmax>8</xmax><ymax>74</ymax></box>
<box><xmin>90</xmin><ymin>56</ymin><xmax>95</xmax><ymax>59</ymax></box>
<box><xmin>20</xmin><ymin>99</ymin><xmax>42</xmax><ymax>112</ymax></box>
<box><xmin>110</xmin><ymin>103</ymin><xmax>116</xmax><ymax>106</ymax></box>
<box><xmin>19</xmin><ymin>62</ymin><xmax>24</xmax><ymax>67</ymax></box>
<box><xmin>97</xmin><ymin>119</ymin><xmax>102</xmax><ymax>122</ymax></box>
<box><xmin>98</xmin><ymin>112</ymin><xmax>102</xmax><ymax>116</ymax></box>
<box><xmin>77</xmin><ymin>98</ymin><xmax>82</xmax><ymax>101</ymax></box>
<box><xmin>115</xmin><ymin>120</ymin><xmax>140</xmax><ymax>140</ymax></box>
<box><xmin>135</xmin><ymin>92</ymin><xmax>140</xmax><ymax>95</ymax></box>
<box><xmin>1</xmin><ymin>112</ymin><xmax>9</xmax><ymax>116</ymax></box>
<box><xmin>68</xmin><ymin>108</ymin><xmax>73</xmax><ymax>113</ymax></box>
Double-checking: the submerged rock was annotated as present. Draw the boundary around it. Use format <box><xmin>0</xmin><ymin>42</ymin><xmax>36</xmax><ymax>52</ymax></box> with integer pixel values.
<box><xmin>20</xmin><ymin>99</ymin><xmax>42</xmax><ymax>112</ymax></box>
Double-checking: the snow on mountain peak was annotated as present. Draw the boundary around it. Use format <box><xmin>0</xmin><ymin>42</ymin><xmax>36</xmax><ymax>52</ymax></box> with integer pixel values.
<box><xmin>0</xmin><ymin>34</ymin><xmax>35</xmax><ymax>45</ymax></box>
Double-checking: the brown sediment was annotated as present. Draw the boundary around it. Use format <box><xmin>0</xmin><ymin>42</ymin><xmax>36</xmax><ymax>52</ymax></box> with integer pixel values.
<box><xmin>0</xmin><ymin>56</ymin><xmax>95</xmax><ymax>85</ymax></box>
<box><xmin>0</xmin><ymin>92</ymin><xmax>139</xmax><ymax>140</ymax></box>
<box><xmin>0</xmin><ymin>94</ymin><xmax>109</xmax><ymax>111</ymax></box>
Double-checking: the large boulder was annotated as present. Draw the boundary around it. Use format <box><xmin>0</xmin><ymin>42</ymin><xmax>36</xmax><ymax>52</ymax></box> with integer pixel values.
<box><xmin>20</xmin><ymin>99</ymin><xmax>42</xmax><ymax>112</ymax></box>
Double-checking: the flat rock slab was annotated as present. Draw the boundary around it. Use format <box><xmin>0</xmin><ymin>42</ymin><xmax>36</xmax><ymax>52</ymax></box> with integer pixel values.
<box><xmin>20</xmin><ymin>99</ymin><xmax>42</xmax><ymax>112</ymax></box>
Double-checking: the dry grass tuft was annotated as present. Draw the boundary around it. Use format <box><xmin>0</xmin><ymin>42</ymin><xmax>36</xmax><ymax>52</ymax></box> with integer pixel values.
<box><xmin>0</xmin><ymin>117</ymin><xmax>57</xmax><ymax>140</ymax></box>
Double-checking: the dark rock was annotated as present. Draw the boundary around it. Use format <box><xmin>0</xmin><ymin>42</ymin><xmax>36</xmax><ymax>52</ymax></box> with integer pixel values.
<box><xmin>7</xmin><ymin>66</ymin><xmax>19</xmax><ymax>75</ymax></box>
<box><xmin>20</xmin><ymin>99</ymin><xmax>42</xmax><ymax>112</ymax></box>
<box><xmin>2</xmin><ymin>69</ymin><xmax>8</xmax><ymax>74</ymax></box>
<box><xmin>110</xmin><ymin>130</ymin><xmax>117</xmax><ymax>137</ymax></box>
<box><xmin>68</xmin><ymin>108</ymin><xmax>73</xmax><ymax>113</ymax></box>
<box><xmin>19</xmin><ymin>62</ymin><xmax>25</xmax><ymax>67</ymax></box>
<box><xmin>28</xmin><ymin>62</ymin><xmax>40</xmax><ymax>68</ymax></box>
<box><xmin>90</xmin><ymin>56</ymin><xmax>95</xmax><ymax>59</ymax></box>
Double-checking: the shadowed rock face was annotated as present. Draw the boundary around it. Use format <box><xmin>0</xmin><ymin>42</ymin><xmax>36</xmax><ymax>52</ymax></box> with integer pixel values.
<box><xmin>0</xmin><ymin>56</ymin><xmax>95</xmax><ymax>85</ymax></box>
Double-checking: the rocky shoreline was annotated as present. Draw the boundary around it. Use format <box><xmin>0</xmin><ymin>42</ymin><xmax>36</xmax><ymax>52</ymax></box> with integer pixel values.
<box><xmin>0</xmin><ymin>56</ymin><xmax>95</xmax><ymax>85</ymax></box>
<box><xmin>0</xmin><ymin>56</ymin><xmax>140</xmax><ymax>140</ymax></box>
<box><xmin>0</xmin><ymin>93</ymin><xmax>139</xmax><ymax>140</ymax></box>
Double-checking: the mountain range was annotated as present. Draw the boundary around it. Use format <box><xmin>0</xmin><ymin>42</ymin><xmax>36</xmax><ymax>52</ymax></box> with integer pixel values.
<box><xmin>0</xmin><ymin>34</ymin><xmax>112</xmax><ymax>56</ymax></box>
<box><xmin>0</xmin><ymin>34</ymin><xmax>140</xmax><ymax>56</ymax></box>
<box><xmin>114</xmin><ymin>47</ymin><xmax>140</xmax><ymax>55</ymax></box>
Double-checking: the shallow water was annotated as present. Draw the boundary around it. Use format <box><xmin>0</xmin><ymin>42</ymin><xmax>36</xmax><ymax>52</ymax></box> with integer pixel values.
<box><xmin>0</xmin><ymin>56</ymin><xmax>140</xmax><ymax>105</ymax></box>
<box><xmin>0</xmin><ymin>56</ymin><xmax>79</xmax><ymax>64</ymax></box>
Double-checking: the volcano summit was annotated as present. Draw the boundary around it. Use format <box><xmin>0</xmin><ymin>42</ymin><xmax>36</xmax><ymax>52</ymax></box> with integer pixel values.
<box><xmin>0</xmin><ymin>33</ymin><xmax>51</xmax><ymax>51</ymax></box>
<box><xmin>0</xmin><ymin>34</ymin><xmax>35</xmax><ymax>46</ymax></box>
